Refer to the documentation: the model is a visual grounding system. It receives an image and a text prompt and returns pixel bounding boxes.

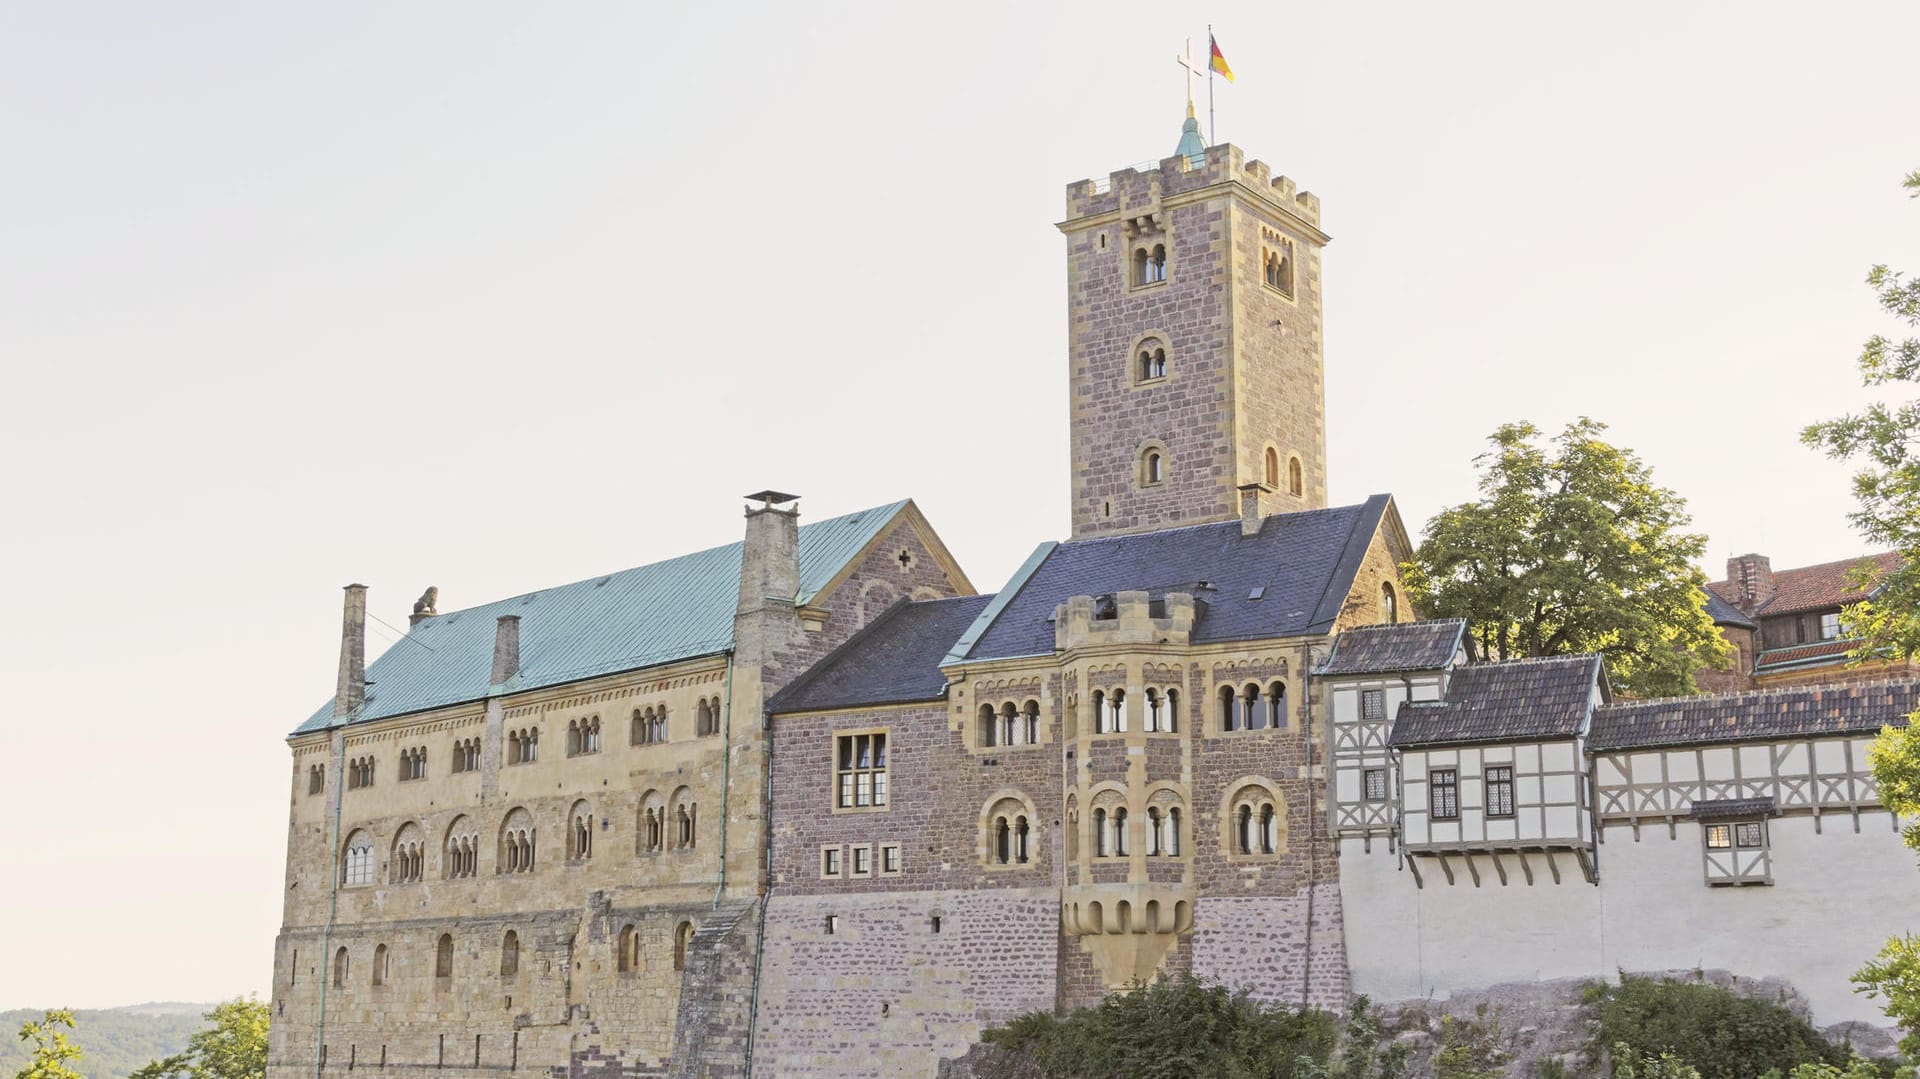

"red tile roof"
[1754,639,1855,669]
[1707,551,1902,618]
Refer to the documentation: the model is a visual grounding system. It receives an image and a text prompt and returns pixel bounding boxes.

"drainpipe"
[1300,643,1320,1012]
[712,651,736,908]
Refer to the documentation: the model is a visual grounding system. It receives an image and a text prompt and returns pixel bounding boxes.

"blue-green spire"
[1174,103,1206,164]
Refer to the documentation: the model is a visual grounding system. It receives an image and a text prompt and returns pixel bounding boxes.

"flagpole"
[1207,24,1216,145]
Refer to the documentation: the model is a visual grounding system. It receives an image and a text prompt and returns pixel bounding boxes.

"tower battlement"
[1063,142,1322,232]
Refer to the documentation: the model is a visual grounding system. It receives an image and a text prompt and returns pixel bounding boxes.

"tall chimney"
[1237,483,1271,538]
[491,615,522,686]
[333,584,368,718]
[1726,553,1775,612]
[738,491,802,614]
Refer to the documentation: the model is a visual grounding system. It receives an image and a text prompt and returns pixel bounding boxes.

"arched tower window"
[444,816,477,879]
[372,944,389,987]
[1265,447,1280,488]
[617,924,638,973]
[501,930,520,977]
[673,921,694,972]
[1142,449,1164,487]
[568,801,593,861]
[1288,455,1303,497]
[435,933,453,979]
[1381,582,1399,624]
[332,946,349,987]
[1023,700,1041,744]
[499,807,535,874]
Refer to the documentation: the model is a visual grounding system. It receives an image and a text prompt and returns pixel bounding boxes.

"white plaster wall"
[1339,812,1918,1026]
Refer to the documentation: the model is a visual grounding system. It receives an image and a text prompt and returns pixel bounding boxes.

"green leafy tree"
[1802,170,1920,663]
[1611,1042,1703,1079]
[128,999,266,1079]
[1854,933,1920,1063]
[1404,418,1730,696]
[14,1012,83,1079]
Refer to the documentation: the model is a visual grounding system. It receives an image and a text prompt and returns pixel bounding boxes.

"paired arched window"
[638,790,666,854]
[398,746,427,781]
[501,930,520,977]
[444,816,478,879]
[1133,244,1168,286]
[1090,689,1128,734]
[617,924,639,973]
[671,788,697,850]
[632,706,667,745]
[986,797,1033,866]
[1227,784,1284,856]
[450,737,481,774]
[342,830,375,886]
[1381,583,1399,624]
[1138,344,1167,381]
[1146,805,1183,857]
[567,801,594,861]
[435,933,454,978]
[1143,687,1180,733]
[347,755,375,790]
[1218,681,1287,731]
[567,716,601,756]
[1091,794,1129,858]
[390,823,424,884]
[499,808,535,874]
[1263,240,1294,296]
[695,696,723,737]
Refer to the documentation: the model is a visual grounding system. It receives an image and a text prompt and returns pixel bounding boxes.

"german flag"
[1210,35,1234,82]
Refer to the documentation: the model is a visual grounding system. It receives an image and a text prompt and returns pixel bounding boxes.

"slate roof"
[1387,655,1603,748]
[956,497,1393,663]
[295,501,914,735]
[1690,797,1777,820]
[1701,588,1756,630]
[768,594,996,714]
[1588,679,1920,752]
[1319,618,1466,676]
[1707,552,1902,618]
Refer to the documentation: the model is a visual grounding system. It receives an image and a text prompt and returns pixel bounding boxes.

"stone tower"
[1060,120,1330,538]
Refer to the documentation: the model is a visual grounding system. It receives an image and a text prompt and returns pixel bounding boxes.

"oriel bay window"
[836,731,889,810]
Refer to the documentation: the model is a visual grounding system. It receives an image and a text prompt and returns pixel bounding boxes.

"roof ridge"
[1464,653,1600,668]
[1049,499,1379,550]
[1344,616,1468,632]
[1599,675,1920,713]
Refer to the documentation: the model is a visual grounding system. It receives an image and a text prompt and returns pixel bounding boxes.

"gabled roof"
[295,501,914,735]
[769,594,996,715]
[1701,588,1756,630]
[1588,679,1920,752]
[1707,552,1902,618]
[1319,618,1466,677]
[955,497,1395,663]
[1388,655,1603,748]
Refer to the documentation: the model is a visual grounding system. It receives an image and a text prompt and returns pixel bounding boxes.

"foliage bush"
[1587,975,1856,1079]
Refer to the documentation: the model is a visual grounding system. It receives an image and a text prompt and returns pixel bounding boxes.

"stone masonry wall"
[1191,885,1349,1010]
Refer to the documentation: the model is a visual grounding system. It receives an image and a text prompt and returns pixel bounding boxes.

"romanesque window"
[1094,808,1109,857]
[451,738,480,774]
[444,816,478,879]
[399,746,427,781]
[696,696,723,737]
[1112,807,1130,856]
[1144,688,1180,733]
[347,755,376,790]
[1485,766,1515,817]
[499,808,535,873]
[332,946,349,987]
[1064,795,1080,862]
[1023,701,1040,744]
[632,706,667,745]
[986,797,1032,867]
[835,732,888,809]
[1265,448,1281,489]
[1429,769,1459,820]
[1225,784,1282,857]
[1090,688,1126,733]
[1132,243,1167,287]
[1142,449,1165,487]
[1221,682,1286,731]
[639,791,666,854]
[435,933,453,979]
[1288,456,1303,497]
[617,925,638,973]
[981,700,1041,747]
[567,716,601,757]
[672,788,698,849]
[501,930,519,977]
[1138,342,1168,382]
[390,823,425,884]
[1363,768,1388,802]
[567,800,593,861]
[1263,238,1295,297]
[507,728,538,765]
[308,764,324,795]
[1146,802,1183,857]
[372,944,389,987]
[342,830,375,886]
[673,921,694,971]
[1381,583,1399,625]
[979,704,1001,748]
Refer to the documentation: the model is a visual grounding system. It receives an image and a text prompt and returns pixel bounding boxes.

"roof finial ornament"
[1174,37,1208,163]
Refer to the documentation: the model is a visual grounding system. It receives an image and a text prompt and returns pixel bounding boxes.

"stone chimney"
[490,615,521,685]
[738,491,802,616]
[1237,483,1272,538]
[1727,553,1775,611]
[333,584,368,718]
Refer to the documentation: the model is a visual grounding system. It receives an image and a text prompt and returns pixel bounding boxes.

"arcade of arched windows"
[346,755,376,790]
[499,807,536,874]
[567,800,594,861]
[694,696,723,737]
[506,727,539,765]
[982,794,1035,868]
[1086,685,1183,735]
[389,823,424,884]
[976,699,1042,748]
[1222,781,1285,858]
[444,816,478,879]
[631,705,668,745]
[566,716,601,757]
[449,737,481,774]
[1217,680,1289,732]
[397,746,427,782]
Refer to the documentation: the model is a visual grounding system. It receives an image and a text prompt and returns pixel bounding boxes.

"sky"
[1,1,1916,1011]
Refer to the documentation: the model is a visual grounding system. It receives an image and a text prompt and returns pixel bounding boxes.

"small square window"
[821,847,842,878]
[1735,822,1764,848]
[1705,824,1732,849]
[1363,768,1388,802]
[824,915,839,935]
[880,844,901,875]
[851,845,872,877]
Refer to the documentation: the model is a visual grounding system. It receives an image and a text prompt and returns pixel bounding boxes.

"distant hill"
[0,1003,216,1079]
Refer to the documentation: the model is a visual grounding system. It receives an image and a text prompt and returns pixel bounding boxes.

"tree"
[13,1011,82,1079]
[1853,932,1920,1065]
[1404,418,1730,697]
[129,998,267,1079]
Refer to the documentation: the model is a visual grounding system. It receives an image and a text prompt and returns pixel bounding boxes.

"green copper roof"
[1174,110,1206,164]
[293,500,911,736]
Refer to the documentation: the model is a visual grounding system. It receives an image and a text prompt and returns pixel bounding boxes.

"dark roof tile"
[1690,797,1777,820]
[1588,679,1920,751]
[1388,655,1602,748]
[1320,618,1466,676]
[768,594,995,714]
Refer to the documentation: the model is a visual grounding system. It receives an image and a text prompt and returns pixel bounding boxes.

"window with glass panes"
[836,732,889,809]
[1363,767,1388,801]
[1429,768,1459,819]
[1485,765,1514,817]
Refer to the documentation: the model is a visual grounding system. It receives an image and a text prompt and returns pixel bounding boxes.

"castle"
[266,118,1920,1078]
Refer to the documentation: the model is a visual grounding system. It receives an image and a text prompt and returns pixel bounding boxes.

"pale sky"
[2,2,1915,1011]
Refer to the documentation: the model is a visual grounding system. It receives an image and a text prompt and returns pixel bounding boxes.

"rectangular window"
[1705,823,1732,849]
[1735,821,1764,848]
[1820,612,1841,640]
[835,732,889,810]
[1363,767,1388,802]
[821,848,841,878]
[1361,689,1385,723]
[851,845,872,877]
[880,844,901,875]
[1485,765,1515,817]
[1429,769,1459,820]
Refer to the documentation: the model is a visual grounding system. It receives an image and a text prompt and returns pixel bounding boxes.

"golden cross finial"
[1175,37,1202,111]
